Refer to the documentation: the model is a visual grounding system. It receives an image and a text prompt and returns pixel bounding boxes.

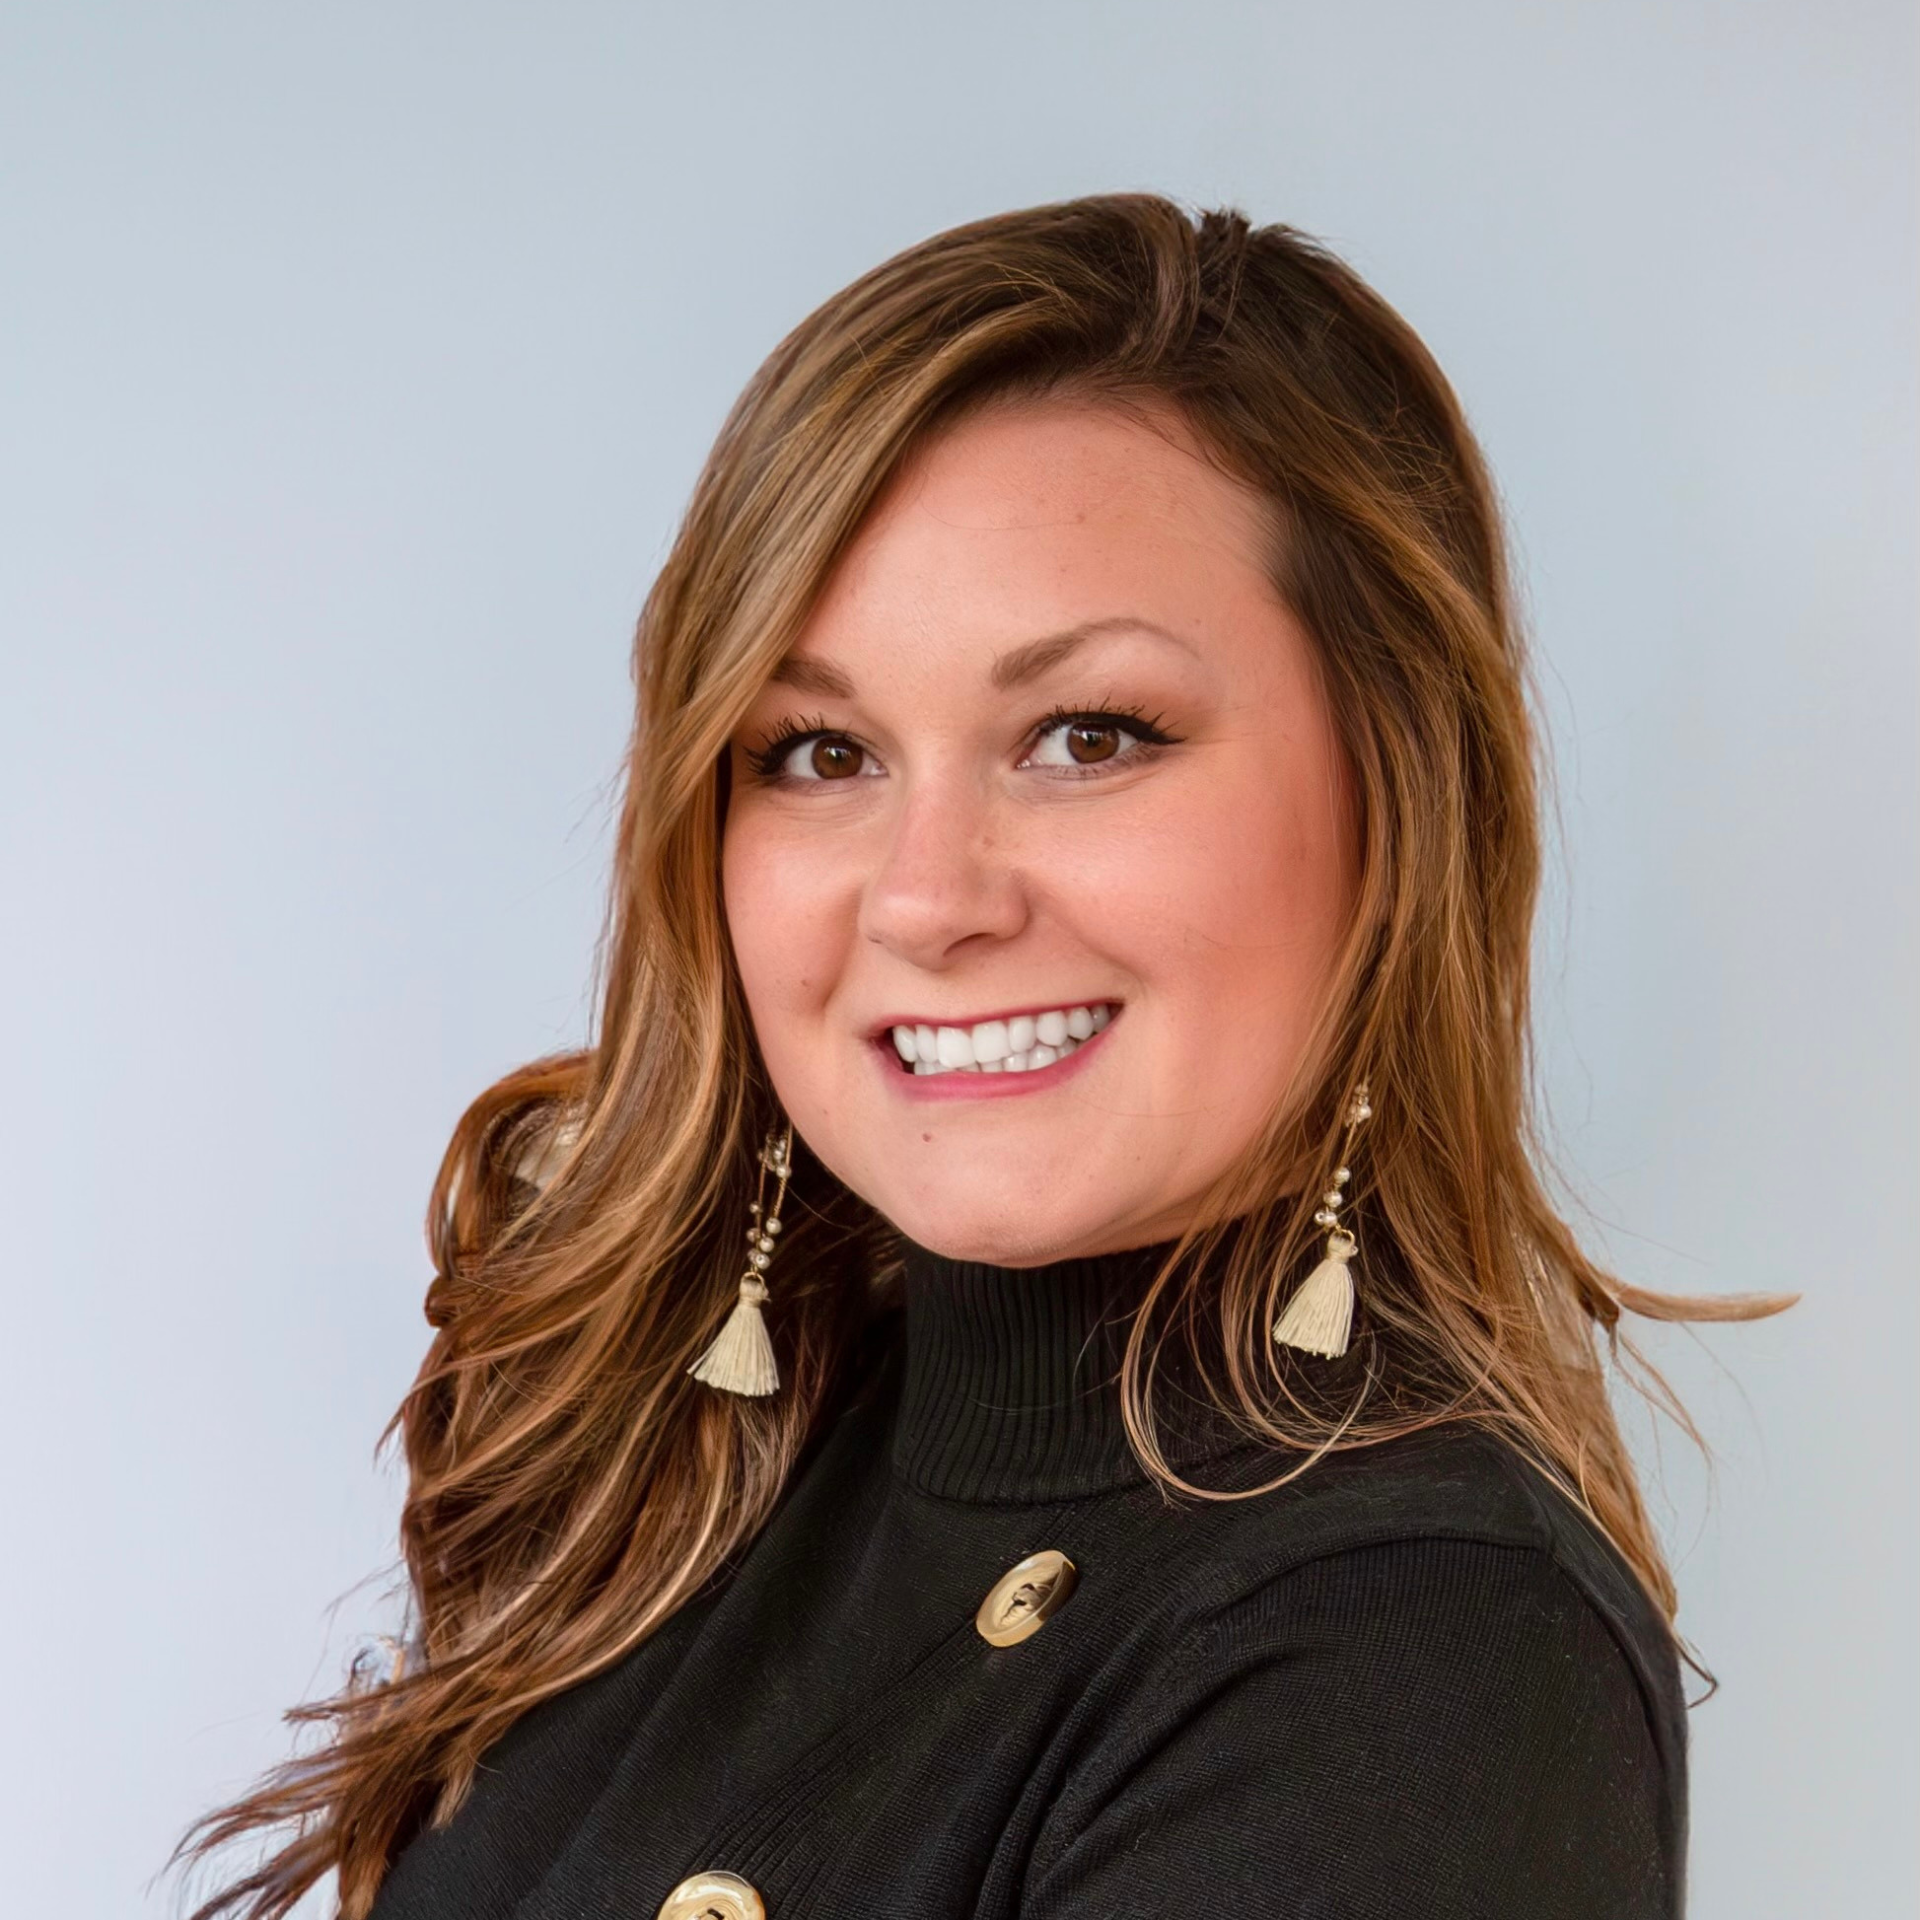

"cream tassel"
[689,1274,779,1395]
[689,1122,792,1397]
[1271,1227,1357,1357]
[1272,1078,1372,1360]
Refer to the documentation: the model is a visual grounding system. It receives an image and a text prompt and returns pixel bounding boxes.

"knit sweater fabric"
[368,1231,1690,1919]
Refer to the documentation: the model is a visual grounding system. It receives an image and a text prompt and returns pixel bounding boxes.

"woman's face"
[721,396,1361,1265]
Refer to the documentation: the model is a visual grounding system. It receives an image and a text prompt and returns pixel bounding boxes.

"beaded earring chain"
[1272,1080,1373,1359]
[689,1121,793,1396]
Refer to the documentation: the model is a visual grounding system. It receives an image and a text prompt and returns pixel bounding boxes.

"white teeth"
[915,1040,1082,1075]
[887,1002,1116,1077]
[935,1025,974,1069]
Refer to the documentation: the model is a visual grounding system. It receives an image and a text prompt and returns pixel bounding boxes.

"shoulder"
[1126,1421,1690,1790]
[1030,1429,1690,1916]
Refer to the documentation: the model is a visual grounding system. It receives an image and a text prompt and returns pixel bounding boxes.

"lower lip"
[871,1010,1122,1102]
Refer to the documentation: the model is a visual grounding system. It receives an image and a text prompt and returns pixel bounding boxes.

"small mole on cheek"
[922,1133,933,1144]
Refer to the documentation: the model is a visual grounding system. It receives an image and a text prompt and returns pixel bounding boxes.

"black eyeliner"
[743,698,1183,785]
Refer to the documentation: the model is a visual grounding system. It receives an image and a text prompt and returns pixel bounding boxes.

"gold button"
[975,1548,1078,1646]
[656,1869,766,1920]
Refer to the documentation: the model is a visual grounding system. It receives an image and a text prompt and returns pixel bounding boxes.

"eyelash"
[743,701,1182,787]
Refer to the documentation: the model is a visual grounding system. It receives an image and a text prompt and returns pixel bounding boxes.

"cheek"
[1084,752,1355,1067]
[721,808,861,1057]
[721,815,816,1022]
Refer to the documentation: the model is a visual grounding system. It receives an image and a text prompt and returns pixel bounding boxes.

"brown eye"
[1025,707,1174,776]
[743,720,881,784]
[808,739,862,779]
[1063,722,1119,765]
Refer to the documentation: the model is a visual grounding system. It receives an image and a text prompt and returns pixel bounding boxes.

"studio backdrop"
[0,4,1912,1916]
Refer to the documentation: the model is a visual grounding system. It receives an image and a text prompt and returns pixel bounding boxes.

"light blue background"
[2,5,1912,1914]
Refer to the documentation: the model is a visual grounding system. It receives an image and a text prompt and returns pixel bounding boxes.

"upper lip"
[864,998,1122,1041]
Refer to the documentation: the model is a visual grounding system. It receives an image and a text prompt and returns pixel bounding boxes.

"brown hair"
[177,192,1795,1918]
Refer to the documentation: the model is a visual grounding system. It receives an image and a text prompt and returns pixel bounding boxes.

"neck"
[885,1223,1259,1504]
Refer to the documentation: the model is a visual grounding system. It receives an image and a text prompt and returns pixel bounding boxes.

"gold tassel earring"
[689,1120,793,1397]
[1272,1079,1373,1359]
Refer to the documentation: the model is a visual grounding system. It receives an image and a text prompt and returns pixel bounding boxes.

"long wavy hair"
[177,192,1796,1918]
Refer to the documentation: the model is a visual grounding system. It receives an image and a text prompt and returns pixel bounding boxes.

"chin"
[876,1189,1121,1268]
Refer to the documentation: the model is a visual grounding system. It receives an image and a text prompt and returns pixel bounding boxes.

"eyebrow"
[766,616,1198,699]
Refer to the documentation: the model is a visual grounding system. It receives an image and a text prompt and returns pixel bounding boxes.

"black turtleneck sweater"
[368,1234,1689,1919]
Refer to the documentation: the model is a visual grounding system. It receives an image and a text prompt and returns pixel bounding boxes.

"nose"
[856,769,1029,968]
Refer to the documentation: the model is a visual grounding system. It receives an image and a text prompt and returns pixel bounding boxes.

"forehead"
[783,397,1278,678]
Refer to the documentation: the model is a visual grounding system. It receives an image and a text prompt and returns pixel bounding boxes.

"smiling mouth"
[879,1001,1119,1076]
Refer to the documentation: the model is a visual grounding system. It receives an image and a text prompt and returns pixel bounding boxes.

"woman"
[181,194,1794,1920]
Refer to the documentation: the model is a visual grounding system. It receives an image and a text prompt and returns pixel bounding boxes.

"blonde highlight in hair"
[177,193,1794,1918]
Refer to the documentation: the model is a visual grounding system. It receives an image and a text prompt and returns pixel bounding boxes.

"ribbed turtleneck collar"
[887,1228,1257,1504]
